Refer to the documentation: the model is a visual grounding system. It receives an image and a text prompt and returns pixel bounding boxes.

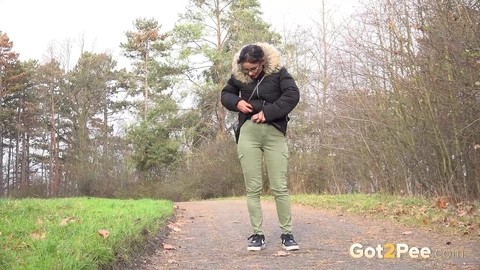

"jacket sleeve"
[263,68,300,121]
[221,75,241,112]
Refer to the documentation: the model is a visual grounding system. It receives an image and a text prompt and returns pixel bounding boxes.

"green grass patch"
[0,197,173,270]
[291,193,480,237]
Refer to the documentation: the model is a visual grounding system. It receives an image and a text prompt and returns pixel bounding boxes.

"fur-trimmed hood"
[231,42,284,84]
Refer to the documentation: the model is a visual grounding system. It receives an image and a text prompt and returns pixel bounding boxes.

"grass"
[290,193,480,237]
[0,197,173,270]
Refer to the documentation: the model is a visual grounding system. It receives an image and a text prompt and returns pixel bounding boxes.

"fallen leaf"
[167,224,181,232]
[436,197,448,209]
[98,229,110,239]
[31,232,46,240]
[162,243,176,250]
[273,251,290,257]
[402,231,413,235]
[60,217,77,226]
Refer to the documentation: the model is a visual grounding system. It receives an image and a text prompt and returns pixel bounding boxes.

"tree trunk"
[0,85,3,196]
[49,89,60,196]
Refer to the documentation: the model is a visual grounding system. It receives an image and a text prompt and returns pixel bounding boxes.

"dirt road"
[137,199,480,270]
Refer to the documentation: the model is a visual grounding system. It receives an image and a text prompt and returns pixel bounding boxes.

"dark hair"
[237,44,264,64]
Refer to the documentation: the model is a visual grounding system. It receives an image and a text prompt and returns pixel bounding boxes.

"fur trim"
[231,42,283,84]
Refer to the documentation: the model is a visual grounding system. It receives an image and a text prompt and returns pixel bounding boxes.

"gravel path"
[137,199,480,270]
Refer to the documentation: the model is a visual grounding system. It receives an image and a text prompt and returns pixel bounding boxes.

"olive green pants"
[237,120,292,235]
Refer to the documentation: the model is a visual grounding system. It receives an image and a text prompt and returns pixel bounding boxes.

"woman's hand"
[251,111,266,123]
[237,100,253,114]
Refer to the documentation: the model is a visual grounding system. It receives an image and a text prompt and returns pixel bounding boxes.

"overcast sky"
[0,0,355,67]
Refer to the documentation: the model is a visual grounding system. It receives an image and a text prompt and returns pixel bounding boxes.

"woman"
[221,43,300,251]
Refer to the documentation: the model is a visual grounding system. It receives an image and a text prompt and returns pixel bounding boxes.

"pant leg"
[237,120,264,234]
[263,124,293,234]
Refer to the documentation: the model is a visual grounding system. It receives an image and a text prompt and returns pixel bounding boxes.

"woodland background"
[0,0,479,201]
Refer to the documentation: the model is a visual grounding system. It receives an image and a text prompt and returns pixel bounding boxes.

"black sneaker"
[247,234,265,251]
[281,233,299,251]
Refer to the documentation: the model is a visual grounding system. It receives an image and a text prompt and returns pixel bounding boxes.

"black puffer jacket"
[221,43,300,141]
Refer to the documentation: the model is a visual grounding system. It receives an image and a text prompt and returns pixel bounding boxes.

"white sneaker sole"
[247,244,266,251]
[282,244,299,251]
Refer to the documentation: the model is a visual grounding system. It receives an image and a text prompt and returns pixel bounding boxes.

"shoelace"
[248,234,263,242]
[282,234,294,242]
